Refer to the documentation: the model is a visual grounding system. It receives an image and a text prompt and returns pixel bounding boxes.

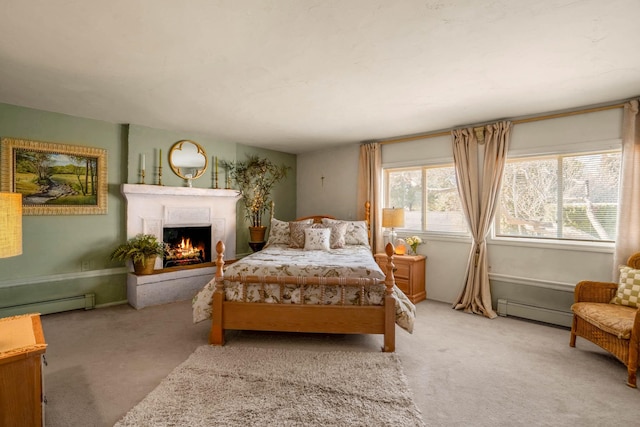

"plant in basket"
[110,233,165,275]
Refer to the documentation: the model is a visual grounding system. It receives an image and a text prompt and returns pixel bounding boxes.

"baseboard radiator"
[0,293,95,318]
[497,298,572,328]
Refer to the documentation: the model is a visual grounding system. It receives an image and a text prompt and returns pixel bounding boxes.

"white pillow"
[304,228,331,251]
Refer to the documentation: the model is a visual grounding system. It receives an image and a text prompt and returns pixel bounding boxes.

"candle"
[215,156,218,176]
[141,154,145,171]
[159,149,162,168]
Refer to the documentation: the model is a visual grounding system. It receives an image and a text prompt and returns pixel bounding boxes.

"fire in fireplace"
[163,225,212,268]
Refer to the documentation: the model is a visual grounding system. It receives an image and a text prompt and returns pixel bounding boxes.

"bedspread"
[192,244,416,333]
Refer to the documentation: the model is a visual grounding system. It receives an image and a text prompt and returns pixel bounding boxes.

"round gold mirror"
[168,140,208,184]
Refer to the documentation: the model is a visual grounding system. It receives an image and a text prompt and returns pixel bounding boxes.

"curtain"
[613,100,640,276]
[357,142,383,253]
[452,121,511,318]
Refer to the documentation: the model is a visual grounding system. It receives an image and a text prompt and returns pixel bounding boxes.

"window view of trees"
[386,166,467,233]
[496,151,620,241]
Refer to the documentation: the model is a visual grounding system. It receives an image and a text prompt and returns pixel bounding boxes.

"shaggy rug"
[114,345,424,426]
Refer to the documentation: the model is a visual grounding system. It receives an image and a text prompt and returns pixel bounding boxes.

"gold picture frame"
[0,137,107,215]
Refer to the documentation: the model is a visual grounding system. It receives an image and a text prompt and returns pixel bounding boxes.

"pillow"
[312,221,348,249]
[322,218,369,247]
[611,266,640,308]
[289,221,314,248]
[266,218,312,246]
[303,228,331,251]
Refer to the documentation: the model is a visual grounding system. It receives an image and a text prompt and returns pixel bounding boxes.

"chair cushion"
[572,302,637,339]
[611,266,640,308]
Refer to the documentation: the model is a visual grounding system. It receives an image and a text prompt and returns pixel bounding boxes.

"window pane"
[496,151,620,242]
[497,158,558,238]
[385,165,467,234]
[387,169,422,230]
[561,153,619,241]
[425,166,467,233]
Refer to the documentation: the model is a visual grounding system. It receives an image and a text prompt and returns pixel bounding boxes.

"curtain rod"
[378,101,628,146]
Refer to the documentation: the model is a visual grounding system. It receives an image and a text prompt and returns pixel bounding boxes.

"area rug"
[114,345,424,426]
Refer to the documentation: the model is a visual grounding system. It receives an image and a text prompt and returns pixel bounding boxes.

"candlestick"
[214,156,219,189]
[140,154,145,184]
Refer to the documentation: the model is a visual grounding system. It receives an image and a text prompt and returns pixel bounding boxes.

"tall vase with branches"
[222,155,290,242]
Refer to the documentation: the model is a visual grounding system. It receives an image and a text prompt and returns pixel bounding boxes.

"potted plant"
[110,233,165,275]
[222,155,290,242]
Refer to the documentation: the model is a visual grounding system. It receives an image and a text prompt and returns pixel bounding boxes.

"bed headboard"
[294,214,336,224]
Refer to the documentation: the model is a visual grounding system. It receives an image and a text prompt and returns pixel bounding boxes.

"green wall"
[0,103,127,309]
[0,103,297,313]
[126,124,237,188]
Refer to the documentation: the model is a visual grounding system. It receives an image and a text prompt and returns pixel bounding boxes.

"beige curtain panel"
[357,142,383,253]
[452,121,511,319]
[613,99,640,277]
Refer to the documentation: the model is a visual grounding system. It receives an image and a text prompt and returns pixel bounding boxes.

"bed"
[192,214,416,352]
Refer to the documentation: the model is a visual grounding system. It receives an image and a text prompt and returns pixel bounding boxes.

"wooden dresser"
[375,253,426,303]
[0,313,47,427]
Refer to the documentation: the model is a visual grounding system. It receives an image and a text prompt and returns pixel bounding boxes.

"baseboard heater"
[0,293,95,318]
[497,298,572,328]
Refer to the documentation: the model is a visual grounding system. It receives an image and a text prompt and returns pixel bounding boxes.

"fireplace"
[121,184,240,309]
[163,225,211,268]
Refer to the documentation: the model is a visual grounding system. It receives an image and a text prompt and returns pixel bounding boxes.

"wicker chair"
[570,253,640,387]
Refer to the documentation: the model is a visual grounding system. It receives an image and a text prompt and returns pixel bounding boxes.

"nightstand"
[375,253,426,303]
[0,313,47,427]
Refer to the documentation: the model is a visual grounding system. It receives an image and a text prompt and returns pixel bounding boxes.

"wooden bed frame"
[208,213,398,352]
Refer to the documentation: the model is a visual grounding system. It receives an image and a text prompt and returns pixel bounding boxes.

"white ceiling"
[1,1,639,154]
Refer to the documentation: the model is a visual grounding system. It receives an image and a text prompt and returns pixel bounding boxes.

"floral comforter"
[192,244,416,333]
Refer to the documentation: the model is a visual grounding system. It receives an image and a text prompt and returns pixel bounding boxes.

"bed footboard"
[209,241,397,352]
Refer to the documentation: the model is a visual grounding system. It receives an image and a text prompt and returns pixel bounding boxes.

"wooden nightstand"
[0,313,47,427]
[375,253,426,303]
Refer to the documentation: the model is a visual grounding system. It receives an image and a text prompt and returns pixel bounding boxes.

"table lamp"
[0,192,23,258]
[382,207,404,248]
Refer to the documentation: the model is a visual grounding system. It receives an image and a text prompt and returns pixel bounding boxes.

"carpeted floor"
[40,299,640,426]
[114,346,424,426]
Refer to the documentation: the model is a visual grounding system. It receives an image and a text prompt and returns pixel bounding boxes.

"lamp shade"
[0,192,23,258]
[382,207,404,228]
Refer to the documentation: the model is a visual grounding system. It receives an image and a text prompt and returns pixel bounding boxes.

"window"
[385,165,467,233]
[495,150,621,242]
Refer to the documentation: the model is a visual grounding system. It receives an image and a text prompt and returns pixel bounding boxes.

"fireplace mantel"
[121,183,239,198]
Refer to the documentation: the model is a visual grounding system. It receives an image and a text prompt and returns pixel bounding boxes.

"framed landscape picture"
[0,138,107,215]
